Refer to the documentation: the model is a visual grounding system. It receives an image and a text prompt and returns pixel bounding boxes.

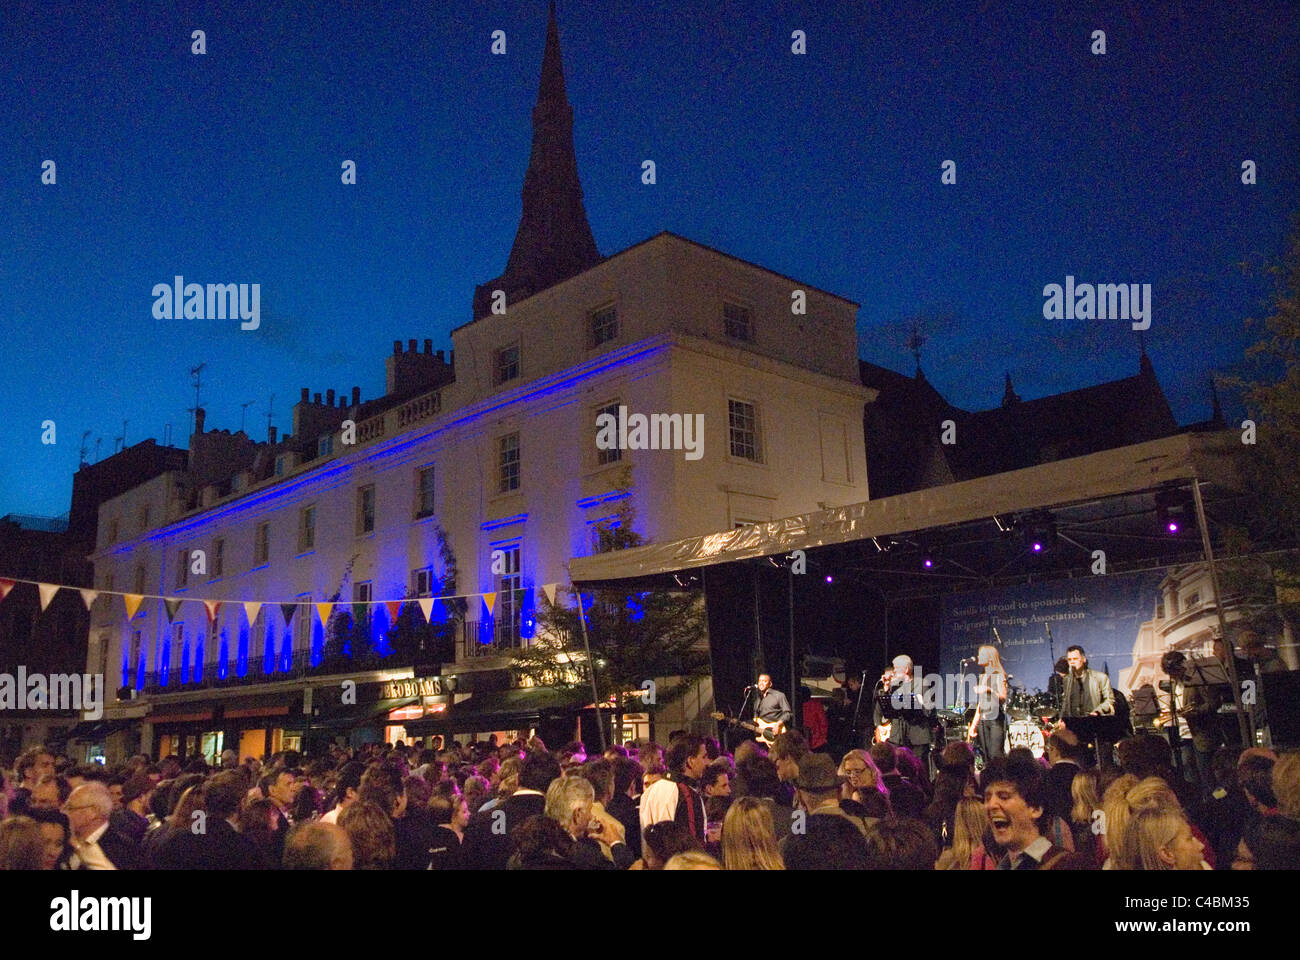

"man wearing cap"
[875,654,934,775]
[108,774,154,845]
[779,753,874,868]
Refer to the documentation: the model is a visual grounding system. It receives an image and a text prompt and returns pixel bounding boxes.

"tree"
[1217,212,1300,665]
[511,468,710,740]
[384,522,466,666]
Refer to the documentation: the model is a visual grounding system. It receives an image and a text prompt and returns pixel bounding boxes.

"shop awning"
[311,697,419,729]
[67,719,133,740]
[402,686,590,735]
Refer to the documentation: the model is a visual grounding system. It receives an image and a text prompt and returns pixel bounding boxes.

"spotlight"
[921,553,934,570]
[1022,513,1056,555]
[1155,488,1193,537]
[825,575,834,584]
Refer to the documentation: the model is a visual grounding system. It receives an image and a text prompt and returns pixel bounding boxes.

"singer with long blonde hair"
[970,644,1008,760]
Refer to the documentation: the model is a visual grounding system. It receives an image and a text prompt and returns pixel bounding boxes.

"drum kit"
[940,689,1056,760]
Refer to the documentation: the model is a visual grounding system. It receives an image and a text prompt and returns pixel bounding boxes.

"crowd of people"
[1,726,1297,871]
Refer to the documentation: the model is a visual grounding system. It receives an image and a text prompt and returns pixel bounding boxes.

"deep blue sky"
[3,0,1297,519]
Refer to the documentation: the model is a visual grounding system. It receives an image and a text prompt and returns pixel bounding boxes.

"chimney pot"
[351,386,360,406]
[301,387,309,401]
[269,426,278,444]
[408,338,417,353]
[314,393,322,404]
[327,389,335,405]
[194,408,206,433]
[436,350,444,362]
[393,340,402,354]
[424,338,432,354]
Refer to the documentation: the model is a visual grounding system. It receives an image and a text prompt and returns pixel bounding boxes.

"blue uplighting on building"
[180,636,191,684]
[159,639,170,687]
[194,636,204,683]
[121,651,129,690]
[280,630,292,672]
[237,625,248,677]
[219,631,229,680]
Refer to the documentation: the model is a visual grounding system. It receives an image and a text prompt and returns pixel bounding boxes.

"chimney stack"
[314,392,322,404]
[351,386,360,406]
[424,338,432,354]
[408,338,417,353]
[393,340,402,354]
[194,408,206,434]
[436,350,444,362]
[300,387,309,402]
[269,425,277,444]
[327,389,335,406]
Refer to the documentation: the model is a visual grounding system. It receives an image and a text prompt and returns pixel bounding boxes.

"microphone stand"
[849,671,868,745]
[734,686,755,752]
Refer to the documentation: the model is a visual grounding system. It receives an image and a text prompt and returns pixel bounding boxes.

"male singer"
[875,655,934,774]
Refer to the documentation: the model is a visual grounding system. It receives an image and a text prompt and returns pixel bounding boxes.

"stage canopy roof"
[569,431,1245,590]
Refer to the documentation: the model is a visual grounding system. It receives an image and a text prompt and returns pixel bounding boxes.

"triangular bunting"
[483,592,497,617]
[0,579,15,603]
[385,600,402,623]
[542,583,558,605]
[204,600,221,623]
[163,597,183,622]
[281,603,298,626]
[123,594,144,619]
[78,589,99,611]
[243,601,262,625]
[37,583,60,612]
[417,598,434,623]
[315,602,334,628]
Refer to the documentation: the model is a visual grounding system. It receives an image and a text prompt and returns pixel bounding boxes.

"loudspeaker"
[1262,672,1300,746]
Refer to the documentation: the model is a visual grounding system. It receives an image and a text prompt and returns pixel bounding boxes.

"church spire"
[473,2,601,319]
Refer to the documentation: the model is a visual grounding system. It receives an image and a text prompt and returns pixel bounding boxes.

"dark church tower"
[473,2,602,319]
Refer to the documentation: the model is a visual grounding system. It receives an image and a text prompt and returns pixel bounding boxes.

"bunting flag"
[0,579,15,603]
[280,603,298,626]
[37,583,60,612]
[417,598,434,623]
[542,583,558,605]
[483,592,497,617]
[78,589,99,611]
[163,598,183,622]
[204,600,221,623]
[315,602,334,628]
[123,593,144,619]
[385,600,402,623]
[243,601,262,626]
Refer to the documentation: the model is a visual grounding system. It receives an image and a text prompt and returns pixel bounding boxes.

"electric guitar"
[711,712,786,747]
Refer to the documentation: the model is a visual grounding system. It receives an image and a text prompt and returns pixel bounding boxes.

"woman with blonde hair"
[1069,767,1103,865]
[0,816,46,870]
[969,644,1008,761]
[1099,775,1182,869]
[838,749,890,818]
[1119,806,1207,870]
[721,797,785,870]
[935,797,994,870]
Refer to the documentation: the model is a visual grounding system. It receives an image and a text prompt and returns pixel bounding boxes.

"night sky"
[3,0,1297,519]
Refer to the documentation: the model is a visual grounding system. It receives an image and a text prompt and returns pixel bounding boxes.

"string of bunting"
[0,576,563,628]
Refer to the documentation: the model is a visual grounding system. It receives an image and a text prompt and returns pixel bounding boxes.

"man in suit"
[63,782,139,870]
[875,654,934,775]
[1057,645,1117,767]
[462,750,561,870]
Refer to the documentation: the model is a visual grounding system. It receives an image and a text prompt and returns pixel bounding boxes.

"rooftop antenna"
[94,436,102,462]
[120,418,128,451]
[907,321,926,376]
[239,400,255,434]
[188,362,207,435]
[79,430,91,467]
[265,393,276,440]
[163,422,172,446]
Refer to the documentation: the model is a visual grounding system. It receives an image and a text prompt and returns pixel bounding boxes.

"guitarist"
[753,674,794,742]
